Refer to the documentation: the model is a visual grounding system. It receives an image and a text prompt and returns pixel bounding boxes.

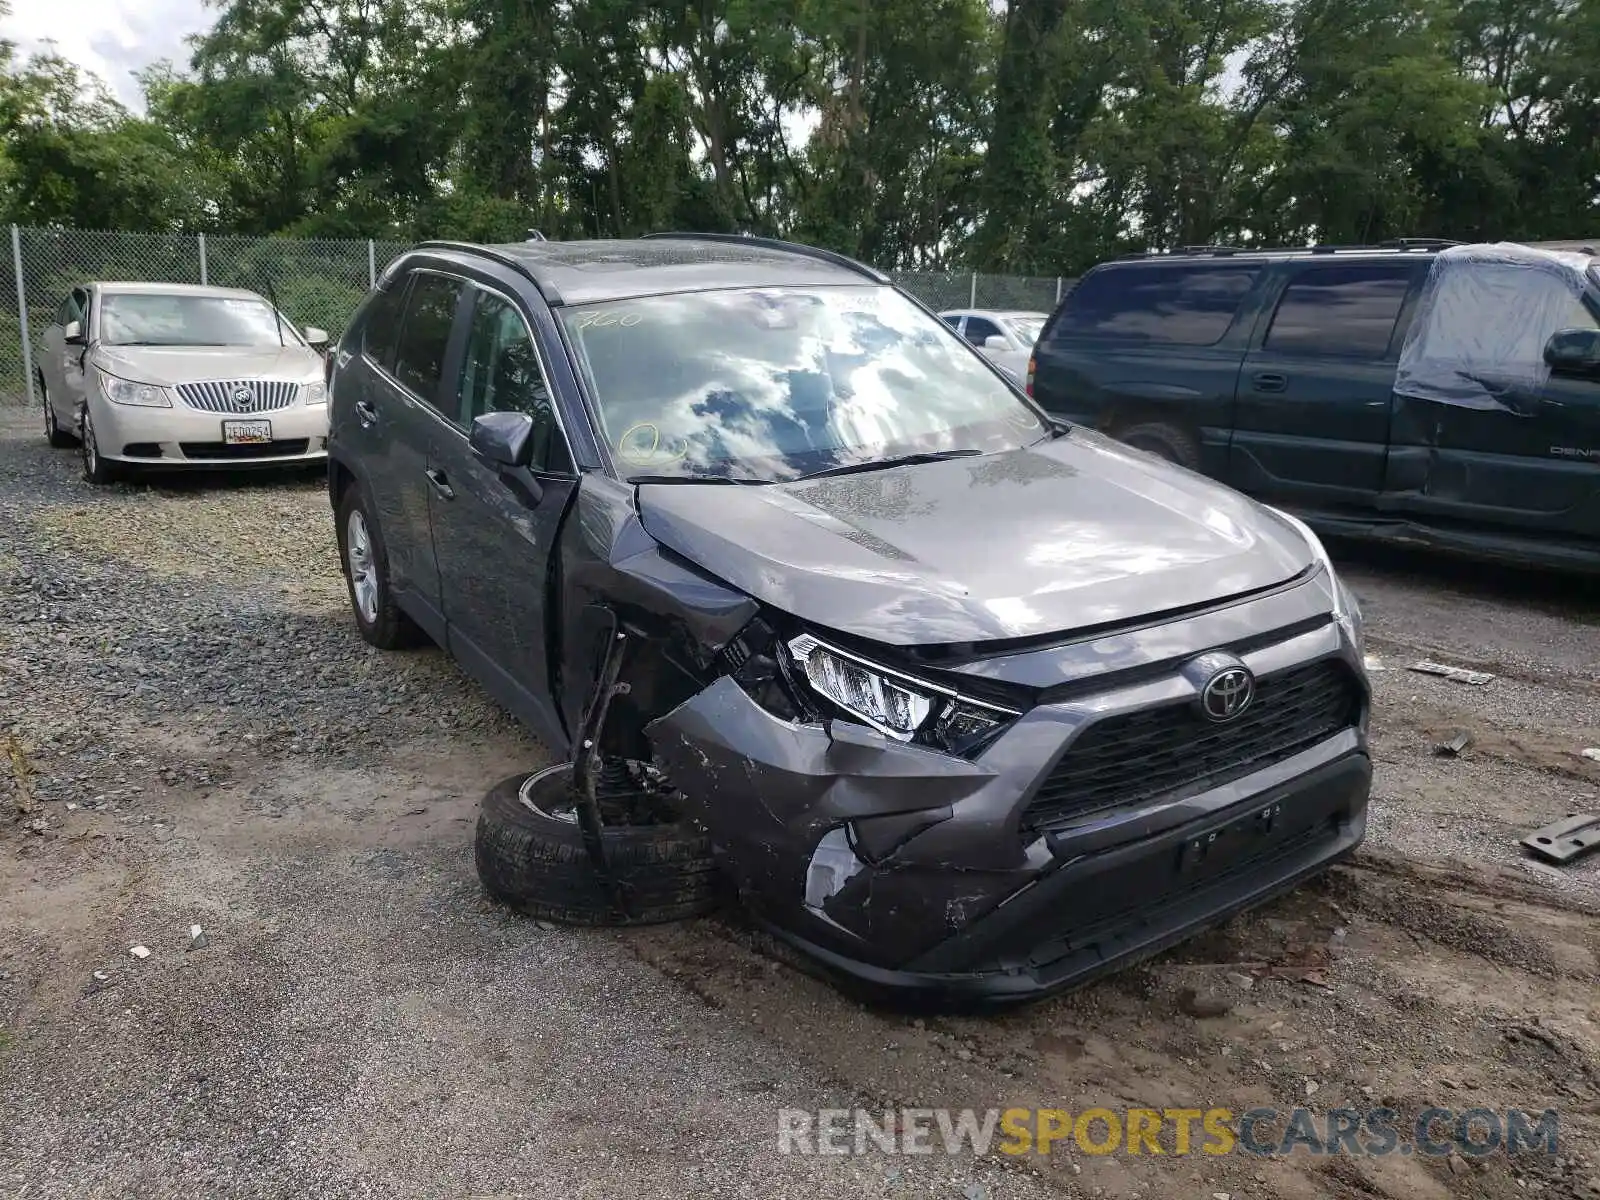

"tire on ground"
[475,771,719,926]
[1114,420,1202,471]
[334,483,425,650]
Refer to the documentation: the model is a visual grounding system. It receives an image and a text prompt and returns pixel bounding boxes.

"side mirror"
[982,334,1010,351]
[303,326,330,350]
[470,411,535,467]
[471,412,545,507]
[63,320,85,345]
[1544,328,1600,376]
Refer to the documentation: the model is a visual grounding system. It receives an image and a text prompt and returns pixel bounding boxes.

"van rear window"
[1050,263,1260,347]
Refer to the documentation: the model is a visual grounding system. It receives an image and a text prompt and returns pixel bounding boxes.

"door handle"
[1252,372,1288,393]
[354,398,378,426]
[425,468,455,500]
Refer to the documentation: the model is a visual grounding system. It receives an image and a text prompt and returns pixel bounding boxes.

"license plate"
[222,419,272,445]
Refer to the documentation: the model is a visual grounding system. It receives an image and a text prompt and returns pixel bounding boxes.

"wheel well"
[1105,405,1187,437]
[329,459,355,512]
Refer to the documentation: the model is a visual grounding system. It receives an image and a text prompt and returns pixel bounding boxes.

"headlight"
[100,374,171,408]
[786,633,1018,748]
[303,381,328,405]
[1269,507,1364,655]
[789,634,930,739]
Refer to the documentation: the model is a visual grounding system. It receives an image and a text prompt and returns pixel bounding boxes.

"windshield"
[100,294,300,348]
[561,286,1046,481]
[1009,317,1045,343]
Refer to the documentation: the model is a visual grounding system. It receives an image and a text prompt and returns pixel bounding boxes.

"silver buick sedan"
[36,282,332,483]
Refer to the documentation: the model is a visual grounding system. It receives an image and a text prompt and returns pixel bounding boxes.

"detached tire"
[1115,421,1202,471]
[475,768,719,926]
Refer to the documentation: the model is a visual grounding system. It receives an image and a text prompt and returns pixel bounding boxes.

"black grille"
[179,439,311,460]
[1022,659,1360,833]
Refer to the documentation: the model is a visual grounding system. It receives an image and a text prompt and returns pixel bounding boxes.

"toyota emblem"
[232,386,255,411]
[1200,667,1255,722]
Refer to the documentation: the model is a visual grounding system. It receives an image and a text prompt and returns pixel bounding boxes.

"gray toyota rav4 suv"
[327,234,1370,1006]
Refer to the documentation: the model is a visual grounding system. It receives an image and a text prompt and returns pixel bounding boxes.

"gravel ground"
[2,407,1598,1200]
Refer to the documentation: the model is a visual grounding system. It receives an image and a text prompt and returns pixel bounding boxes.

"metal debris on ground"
[187,925,209,951]
[1435,730,1474,756]
[1362,655,1385,672]
[129,945,151,960]
[1520,813,1600,865]
[1581,748,1600,763]
[1407,660,1497,685]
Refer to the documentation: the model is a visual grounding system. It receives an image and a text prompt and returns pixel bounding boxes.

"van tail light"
[1025,354,1036,397]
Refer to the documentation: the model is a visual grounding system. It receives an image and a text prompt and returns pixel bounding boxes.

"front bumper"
[87,394,328,467]
[649,605,1370,1007]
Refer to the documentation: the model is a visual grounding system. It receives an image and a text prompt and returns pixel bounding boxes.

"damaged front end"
[560,475,1370,1006]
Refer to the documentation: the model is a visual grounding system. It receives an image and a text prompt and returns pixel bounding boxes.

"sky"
[2,0,212,108]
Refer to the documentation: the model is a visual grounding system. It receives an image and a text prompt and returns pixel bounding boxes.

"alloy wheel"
[81,411,97,475]
[345,508,380,624]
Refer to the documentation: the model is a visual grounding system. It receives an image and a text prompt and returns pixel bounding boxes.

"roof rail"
[1378,238,1464,251]
[641,231,889,283]
[1113,244,1251,260]
[413,239,564,304]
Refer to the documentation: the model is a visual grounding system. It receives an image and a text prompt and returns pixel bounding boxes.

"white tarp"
[1393,241,1597,411]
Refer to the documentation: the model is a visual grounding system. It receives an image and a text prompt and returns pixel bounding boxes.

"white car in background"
[37,282,332,484]
[938,308,1048,382]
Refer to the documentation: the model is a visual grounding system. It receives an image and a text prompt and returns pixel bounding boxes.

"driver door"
[1385,287,1600,539]
[428,283,578,747]
[42,288,91,419]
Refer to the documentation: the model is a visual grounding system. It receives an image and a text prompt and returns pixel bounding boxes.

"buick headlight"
[100,373,171,408]
[787,633,1018,748]
[1270,507,1364,655]
[302,381,328,405]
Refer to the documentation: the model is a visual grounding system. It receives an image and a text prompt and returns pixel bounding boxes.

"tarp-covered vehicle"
[1029,240,1600,572]
[326,235,1371,1007]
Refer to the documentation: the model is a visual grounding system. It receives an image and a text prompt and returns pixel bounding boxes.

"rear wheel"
[1115,420,1202,471]
[475,765,719,926]
[42,379,73,447]
[335,485,424,649]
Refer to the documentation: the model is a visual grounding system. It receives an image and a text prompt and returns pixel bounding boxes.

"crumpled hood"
[92,343,323,385]
[637,431,1315,646]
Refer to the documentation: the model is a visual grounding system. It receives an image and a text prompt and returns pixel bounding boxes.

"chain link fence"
[0,226,1072,405]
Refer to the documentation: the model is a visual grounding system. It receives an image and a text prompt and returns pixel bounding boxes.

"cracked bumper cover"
[648,675,1370,1005]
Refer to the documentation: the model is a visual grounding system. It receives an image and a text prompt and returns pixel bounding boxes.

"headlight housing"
[786,633,1019,750]
[1269,507,1364,656]
[302,381,328,405]
[100,373,171,408]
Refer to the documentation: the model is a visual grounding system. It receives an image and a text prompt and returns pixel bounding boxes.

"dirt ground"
[2,407,1598,1199]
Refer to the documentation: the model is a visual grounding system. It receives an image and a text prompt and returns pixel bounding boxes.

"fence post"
[368,240,377,289]
[969,272,977,307]
[1056,276,1063,304]
[13,225,35,408]
[197,233,208,285]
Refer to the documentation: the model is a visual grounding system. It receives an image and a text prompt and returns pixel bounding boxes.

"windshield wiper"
[792,448,982,482]
[627,474,772,486]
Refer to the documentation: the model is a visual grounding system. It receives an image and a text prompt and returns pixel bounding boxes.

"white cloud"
[3,0,211,109]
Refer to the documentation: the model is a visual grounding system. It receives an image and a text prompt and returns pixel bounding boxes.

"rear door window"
[1050,263,1261,347]
[393,272,466,406]
[1264,263,1417,359]
[362,278,409,370]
